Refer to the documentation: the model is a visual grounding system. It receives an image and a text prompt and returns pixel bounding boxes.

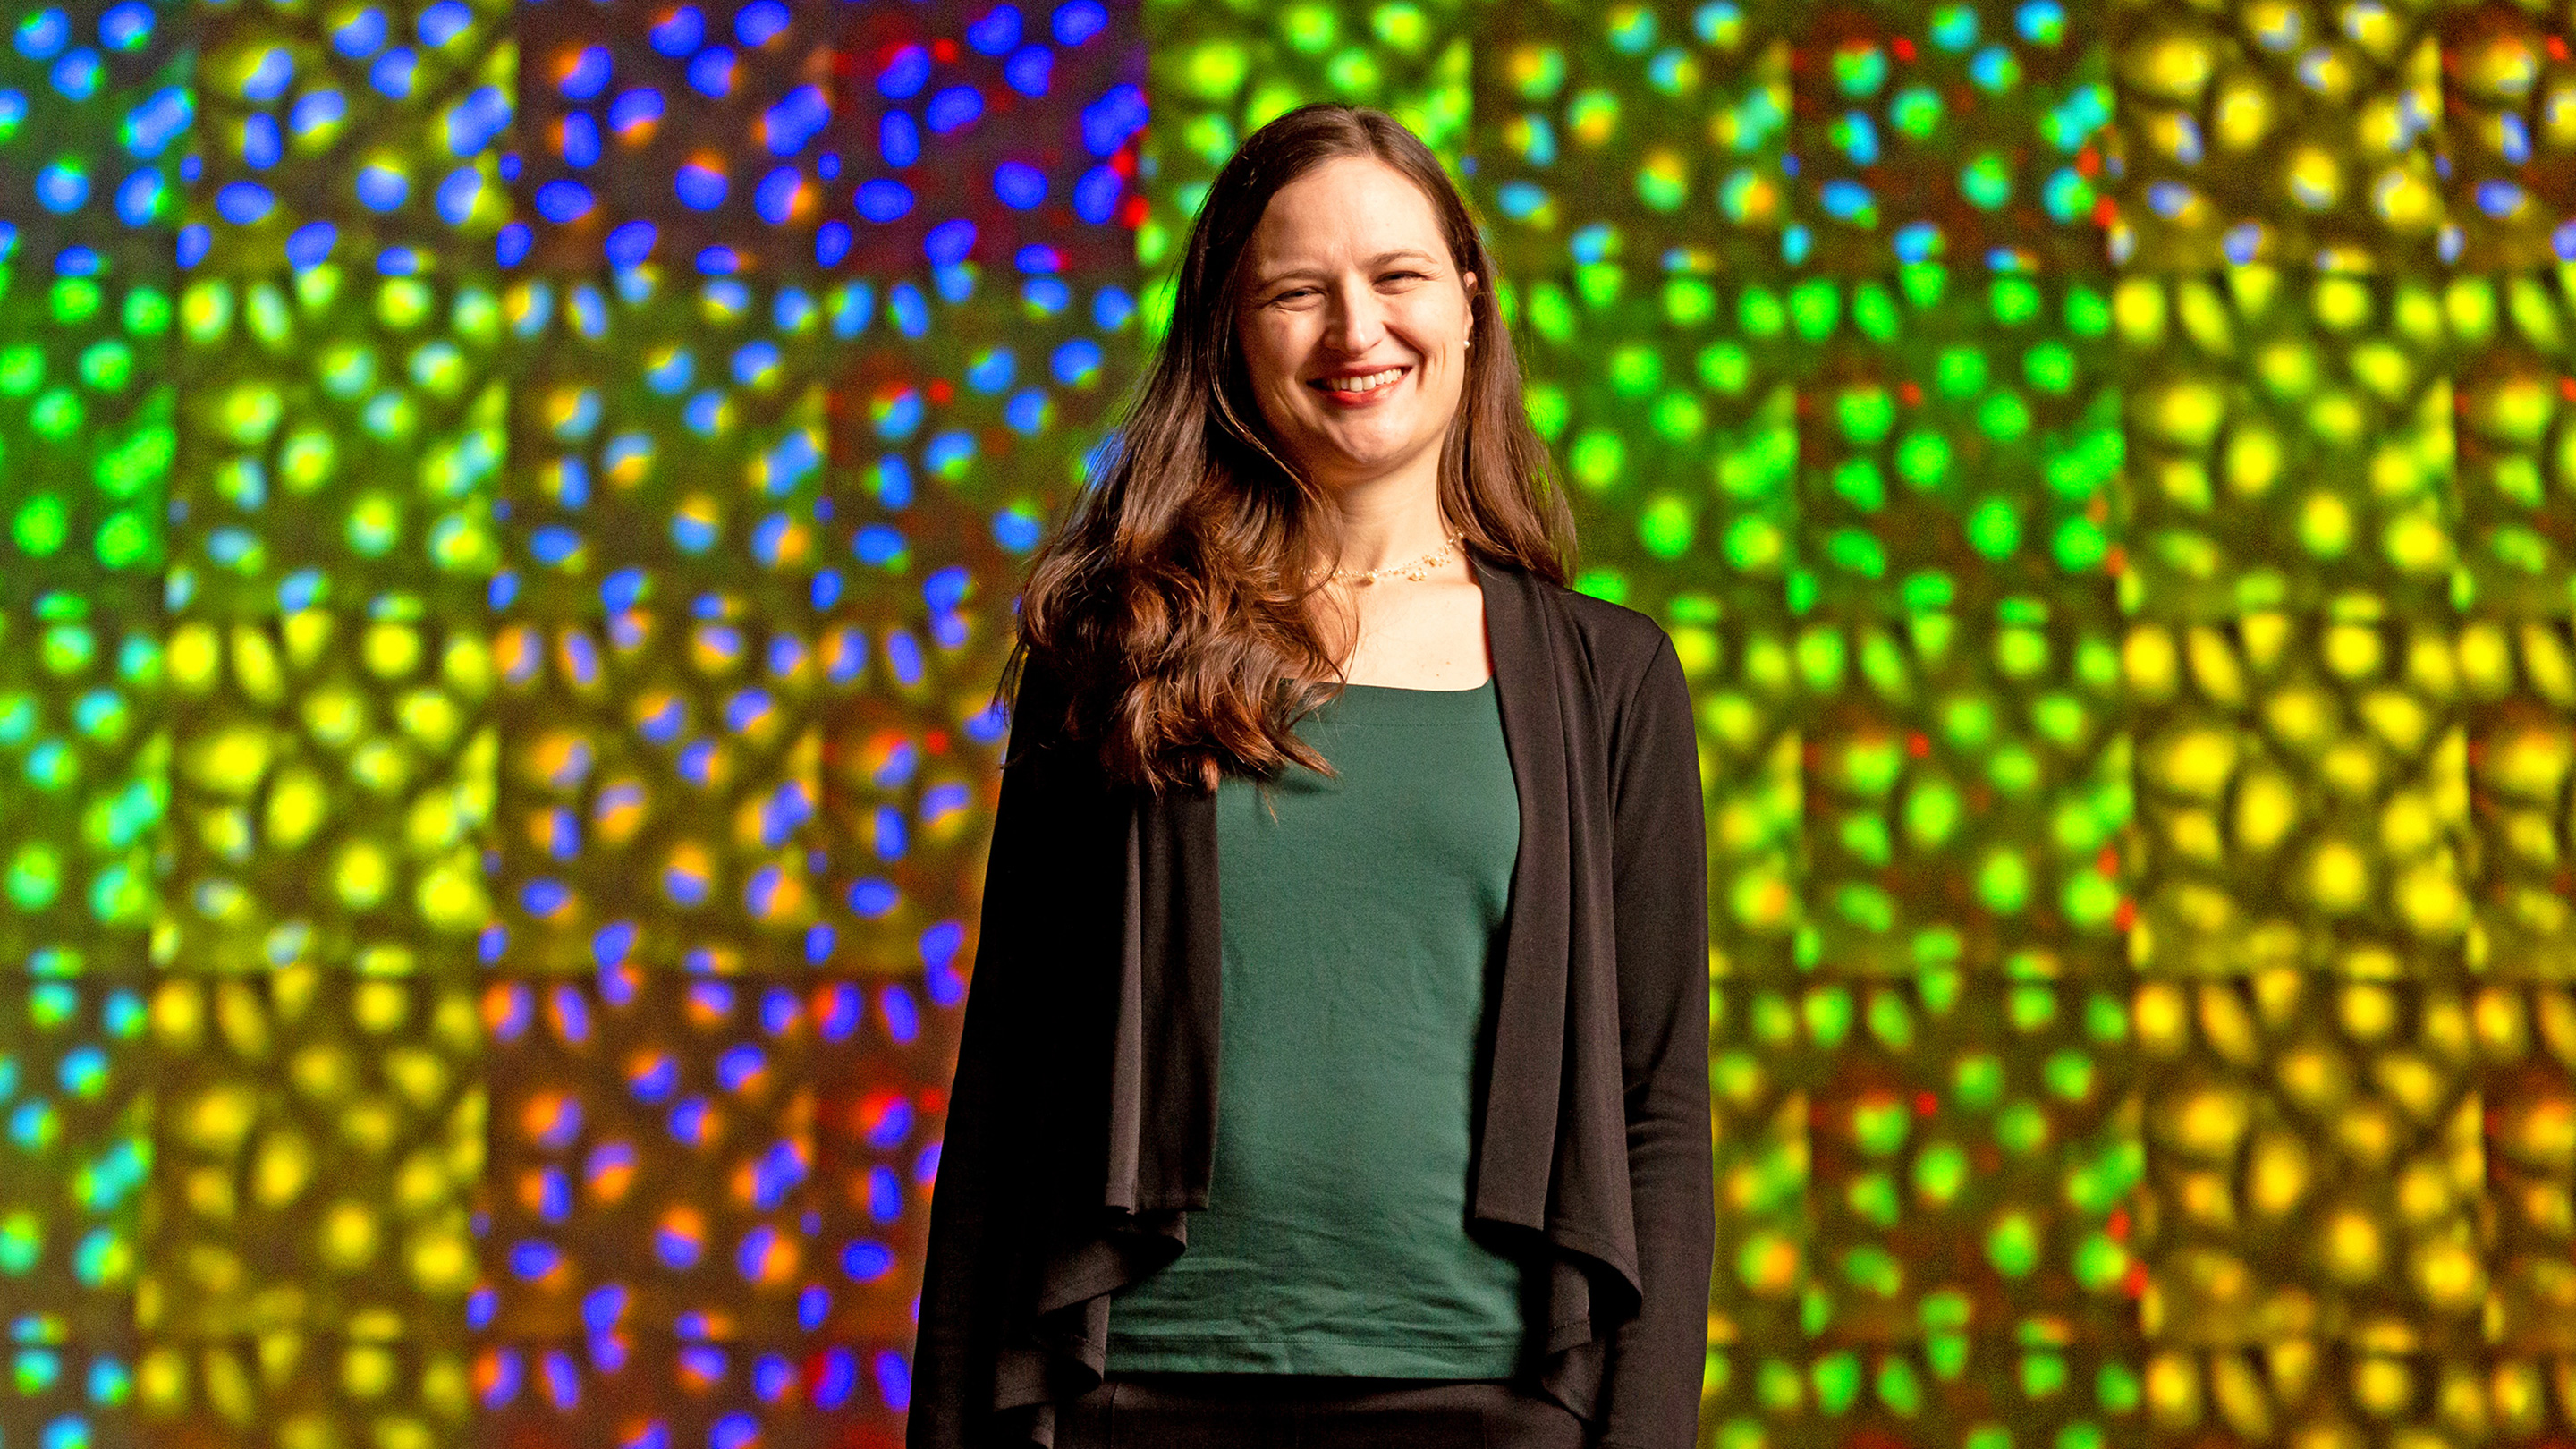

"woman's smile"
[1310,363,1412,405]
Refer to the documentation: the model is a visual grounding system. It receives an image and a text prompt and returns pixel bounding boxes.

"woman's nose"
[1321,282,1387,355]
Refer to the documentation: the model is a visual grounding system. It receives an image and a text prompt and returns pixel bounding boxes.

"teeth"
[1321,368,1403,394]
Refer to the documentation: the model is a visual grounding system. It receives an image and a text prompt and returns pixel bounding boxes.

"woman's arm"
[1594,634,1716,1448]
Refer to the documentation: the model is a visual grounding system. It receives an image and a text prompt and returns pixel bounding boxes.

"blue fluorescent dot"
[991,160,1046,209]
[877,43,930,98]
[847,877,899,917]
[814,218,851,266]
[1079,81,1147,156]
[1071,163,1121,223]
[650,5,702,54]
[290,89,347,137]
[240,112,283,169]
[97,1,151,50]
[674,162,727,210]
[286,220,337,268]
[1050,336,1101,384]
[2478,180,2526,218]
[924,216,976,264]
[854,525,906,566]
[333,7,387,55]
[354,161,409,211]
[418,0,470,45]
[606,86,663,137]
[50,47,98,99]
[369,47,418,97]
[560,110,600,167]
[114,169,158,225]
[762,84,828,155]
[736,0,788,46]
[509,1241,561,1279]
[559,45,610,99]
[1004,44,1053,96]
[967,349,1015,393]
[994,508,1041,552]
[878,109,919,166]
[174,222,208,267]
[15,9,69,59]
[529,524,583,564]
[446,84,511,157]
[1820,178,1873,220]
[843,1241,894,1281]
[1021,276,1069,316]
[535,178,593,222]
[925,83,983,133]
[604,217,657,266]
[855,177,912,223]
[436,165,482,224]
[754,165,801,223]
[213,180,270,224]
[1092,285,1133,329]
[876,1352,912,1413]
[1004,389,1048,434]
[1496,180,1546,218]
[126,87,191,157]
[1053,0,1107,45]
[1016,242,1062,274]
[688,46,734,96]
[242,47,293,99]
[967,4,1021,54]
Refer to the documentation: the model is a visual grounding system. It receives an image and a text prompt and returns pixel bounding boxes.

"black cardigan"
[907,555,1715,1448]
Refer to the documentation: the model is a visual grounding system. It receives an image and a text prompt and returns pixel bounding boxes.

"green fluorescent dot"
[13,495,70,557]
[1966,496,2021,558]
[1827,528,1887,577]
[2072,1233,2129,1293]
[1524,382,1568,441]
[2042,1047,2095,1101]
[2023,343,2076,393]
[1877,1355,1924,1416]
[1569,430,1624,490]
[1979,848,2032,912]
[1638,494,1694,558]
[1804,986,1855,1045]
[1649,391,1703,441]
[1977,389,2033,440]
[2097,1364,2142,1413]
[1853,283,1901,342]
[1608,344,1661,396]
[1845,1173,1900,1228]
[1662,278,1715,325]
[1953,1053,2004,1109]
[1811,1352,1863,1415]
[1837,385,1894,444]
[1721,515,1784,572]
[1895,430,1952,489]
[1698,342,1750,394]
[2064,285,2111,335]
[1996,1099,2049,1155]
[2063,867,2120,929]
[93,510,153,569]
[1986,1211,2041,1278]
[1903,779,1962,847]
[1866,987,1914,1048]
[2021,1351,2070,1399]
[1990,277,2041,326]
[1832,458,1886,512]
[1967,1428,2012,1449]
[1789,279,1841,339]
[31,389,83,440]
[1935,346,1987,397]
[1738,286,1785,336]
[1852,1096,1910,1157]
[347,494,402,557]
[51,277,103,325]
[1913,1141,1968,1205]
[1961,152,2012,209]
[1890,84,1943,137]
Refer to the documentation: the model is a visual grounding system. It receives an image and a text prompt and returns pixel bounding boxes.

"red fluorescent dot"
[1118,193,1150,228]
[1891,37,1915,60]
[2106,1207,2131,1241]
[1912,1091,1936,1116]
[925,730,950,754]
[927,378,953,403]
[932,38,957,61]
[2559,376,2576,402]
[1108,149,1135,177]
[2112,897,2137,932]
[1896,380,1922,406]
[2550,36,2570,61]
[2074,147,2100,177]
[1904,731,1929,758]
[2095,846,2121,877]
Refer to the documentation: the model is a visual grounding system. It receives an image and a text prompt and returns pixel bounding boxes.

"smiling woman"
[909,105,1714,1449]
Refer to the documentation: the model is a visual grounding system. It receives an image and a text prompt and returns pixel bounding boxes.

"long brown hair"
[1007,103,1574,792]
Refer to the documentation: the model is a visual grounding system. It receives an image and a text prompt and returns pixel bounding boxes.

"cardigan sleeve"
[908,655,1073,1449]
[1594,633,1716,1449]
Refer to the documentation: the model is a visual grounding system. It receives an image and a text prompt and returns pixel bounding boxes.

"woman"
[909,104,1713,1448]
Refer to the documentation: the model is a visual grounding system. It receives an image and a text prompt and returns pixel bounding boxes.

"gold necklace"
[1314,532,1462,585]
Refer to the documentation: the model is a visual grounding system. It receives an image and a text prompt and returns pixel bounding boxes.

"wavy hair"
[1006,103,1574,792]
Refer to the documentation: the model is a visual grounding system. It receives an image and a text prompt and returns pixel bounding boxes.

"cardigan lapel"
[1464,555,1574,1233]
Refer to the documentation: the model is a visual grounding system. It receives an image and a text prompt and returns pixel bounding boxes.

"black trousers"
[1054,1374,1589,1449]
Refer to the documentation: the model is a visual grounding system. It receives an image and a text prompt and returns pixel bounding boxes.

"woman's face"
[1233,155,1477,491]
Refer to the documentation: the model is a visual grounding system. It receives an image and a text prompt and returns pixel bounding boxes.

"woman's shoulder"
[1488,560,1679,688]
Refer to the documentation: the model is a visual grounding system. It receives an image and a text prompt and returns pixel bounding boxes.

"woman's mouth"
[1309,366,1409,402]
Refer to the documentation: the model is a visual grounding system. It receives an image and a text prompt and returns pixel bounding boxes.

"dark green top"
[1104,677,1531,1377]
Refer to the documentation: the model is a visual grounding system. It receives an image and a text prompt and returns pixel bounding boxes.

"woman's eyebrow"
[1250,249,1444,289]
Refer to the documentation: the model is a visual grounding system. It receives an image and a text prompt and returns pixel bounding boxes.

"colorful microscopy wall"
[4,0,2574,1444]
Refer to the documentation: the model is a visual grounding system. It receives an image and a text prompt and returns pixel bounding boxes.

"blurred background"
[4,0,2574,1443]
